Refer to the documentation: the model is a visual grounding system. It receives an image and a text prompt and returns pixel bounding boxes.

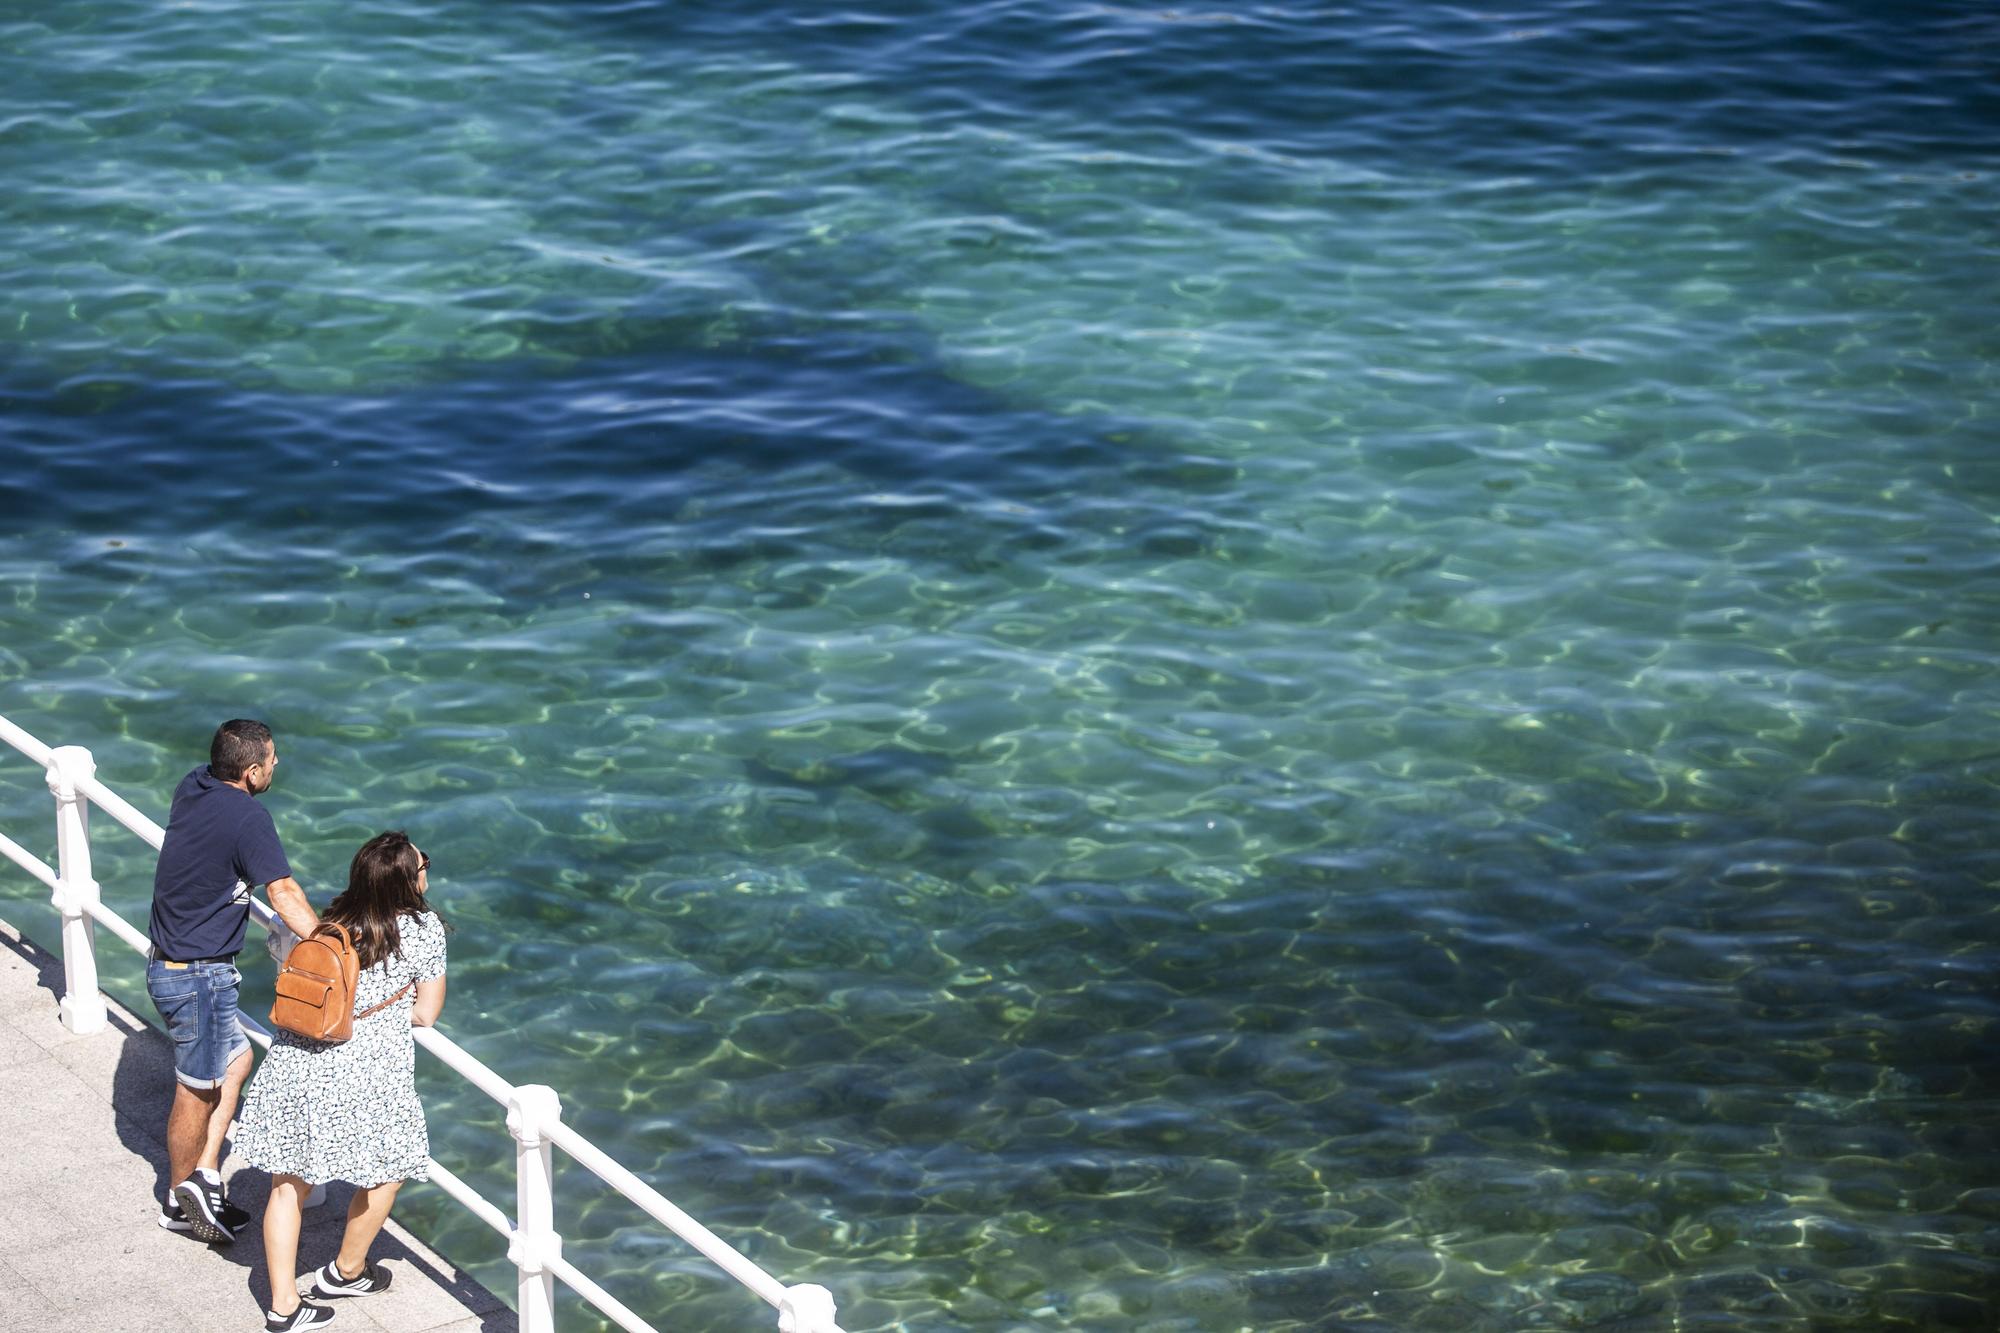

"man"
[147,719,318,1244]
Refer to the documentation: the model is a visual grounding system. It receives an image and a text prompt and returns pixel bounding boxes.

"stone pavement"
[0,916,515,1333]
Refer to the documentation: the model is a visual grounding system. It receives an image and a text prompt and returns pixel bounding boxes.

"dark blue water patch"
[0,335,1211,546]
[558,0,2000,170]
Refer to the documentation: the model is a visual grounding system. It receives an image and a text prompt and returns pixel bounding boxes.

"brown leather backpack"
[270,921,410,1043]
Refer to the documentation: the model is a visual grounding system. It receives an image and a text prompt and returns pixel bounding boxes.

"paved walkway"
[0,917,515,1333]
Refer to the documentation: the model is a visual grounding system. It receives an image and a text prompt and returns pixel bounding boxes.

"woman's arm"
[411,975,447,1028]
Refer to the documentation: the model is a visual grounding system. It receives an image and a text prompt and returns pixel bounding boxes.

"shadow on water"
[547,0,2000,168]
[0,329,1206,543]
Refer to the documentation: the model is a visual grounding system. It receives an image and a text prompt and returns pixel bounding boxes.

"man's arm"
[264,876,319,938]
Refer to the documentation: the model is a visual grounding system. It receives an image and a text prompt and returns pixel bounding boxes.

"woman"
[234,831,449,1332]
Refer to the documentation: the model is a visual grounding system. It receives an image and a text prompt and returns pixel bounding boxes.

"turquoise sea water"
[3,1,1998,1328]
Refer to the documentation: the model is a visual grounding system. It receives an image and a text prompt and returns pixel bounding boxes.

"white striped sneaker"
[308,1261,391,1298]
[264,1301,334,1331]
[171,1176,237,1244]
[159,1193,251,1235]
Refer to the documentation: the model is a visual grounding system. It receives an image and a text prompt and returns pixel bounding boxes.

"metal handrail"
[0,712,845,1333]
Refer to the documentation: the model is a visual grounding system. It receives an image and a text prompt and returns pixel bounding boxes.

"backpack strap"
[355,980,415,1021]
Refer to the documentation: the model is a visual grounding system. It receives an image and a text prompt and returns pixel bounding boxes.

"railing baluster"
[509,1084,564,1333]
[778,1282,841,1333]
[46,745,107,1034]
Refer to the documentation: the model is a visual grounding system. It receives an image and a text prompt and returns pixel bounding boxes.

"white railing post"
[508,1084,564,1333]
[46,745,107,1034]
[779,1283,840,1333]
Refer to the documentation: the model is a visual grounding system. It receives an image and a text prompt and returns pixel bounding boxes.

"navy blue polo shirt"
[148,765,292,961]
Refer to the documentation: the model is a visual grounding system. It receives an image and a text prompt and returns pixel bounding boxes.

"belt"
[149,947,235,966]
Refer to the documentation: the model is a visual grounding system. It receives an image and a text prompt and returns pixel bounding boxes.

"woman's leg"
[334,1178,403,1278]
[264,1174,310,1317]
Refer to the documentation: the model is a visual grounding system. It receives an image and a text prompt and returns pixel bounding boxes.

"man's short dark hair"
[210,720,274,782]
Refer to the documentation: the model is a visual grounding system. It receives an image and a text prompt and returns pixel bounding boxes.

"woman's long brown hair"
[323,830,446,971]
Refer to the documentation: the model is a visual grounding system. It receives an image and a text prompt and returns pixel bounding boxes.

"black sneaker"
[157,1197,193,1234]
[159,1194,252,1235]
[308,1261,391,1298]
[264,1301,334,1331]
[172,1175,237,1244]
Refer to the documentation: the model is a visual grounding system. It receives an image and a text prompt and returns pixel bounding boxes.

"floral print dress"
[235,911,447,1186]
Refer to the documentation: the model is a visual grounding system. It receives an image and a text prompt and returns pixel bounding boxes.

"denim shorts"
[146,958,251,1089]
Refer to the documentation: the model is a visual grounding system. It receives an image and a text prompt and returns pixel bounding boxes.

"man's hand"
[264,876,319,939]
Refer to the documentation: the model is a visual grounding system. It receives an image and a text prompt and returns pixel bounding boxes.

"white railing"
[0,713,845,1333]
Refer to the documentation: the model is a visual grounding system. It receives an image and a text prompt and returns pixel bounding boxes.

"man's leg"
[165,1081,221,1189]
[166,960,249,1243]
[150,957,225,1192]
[200,1044,254,1172]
